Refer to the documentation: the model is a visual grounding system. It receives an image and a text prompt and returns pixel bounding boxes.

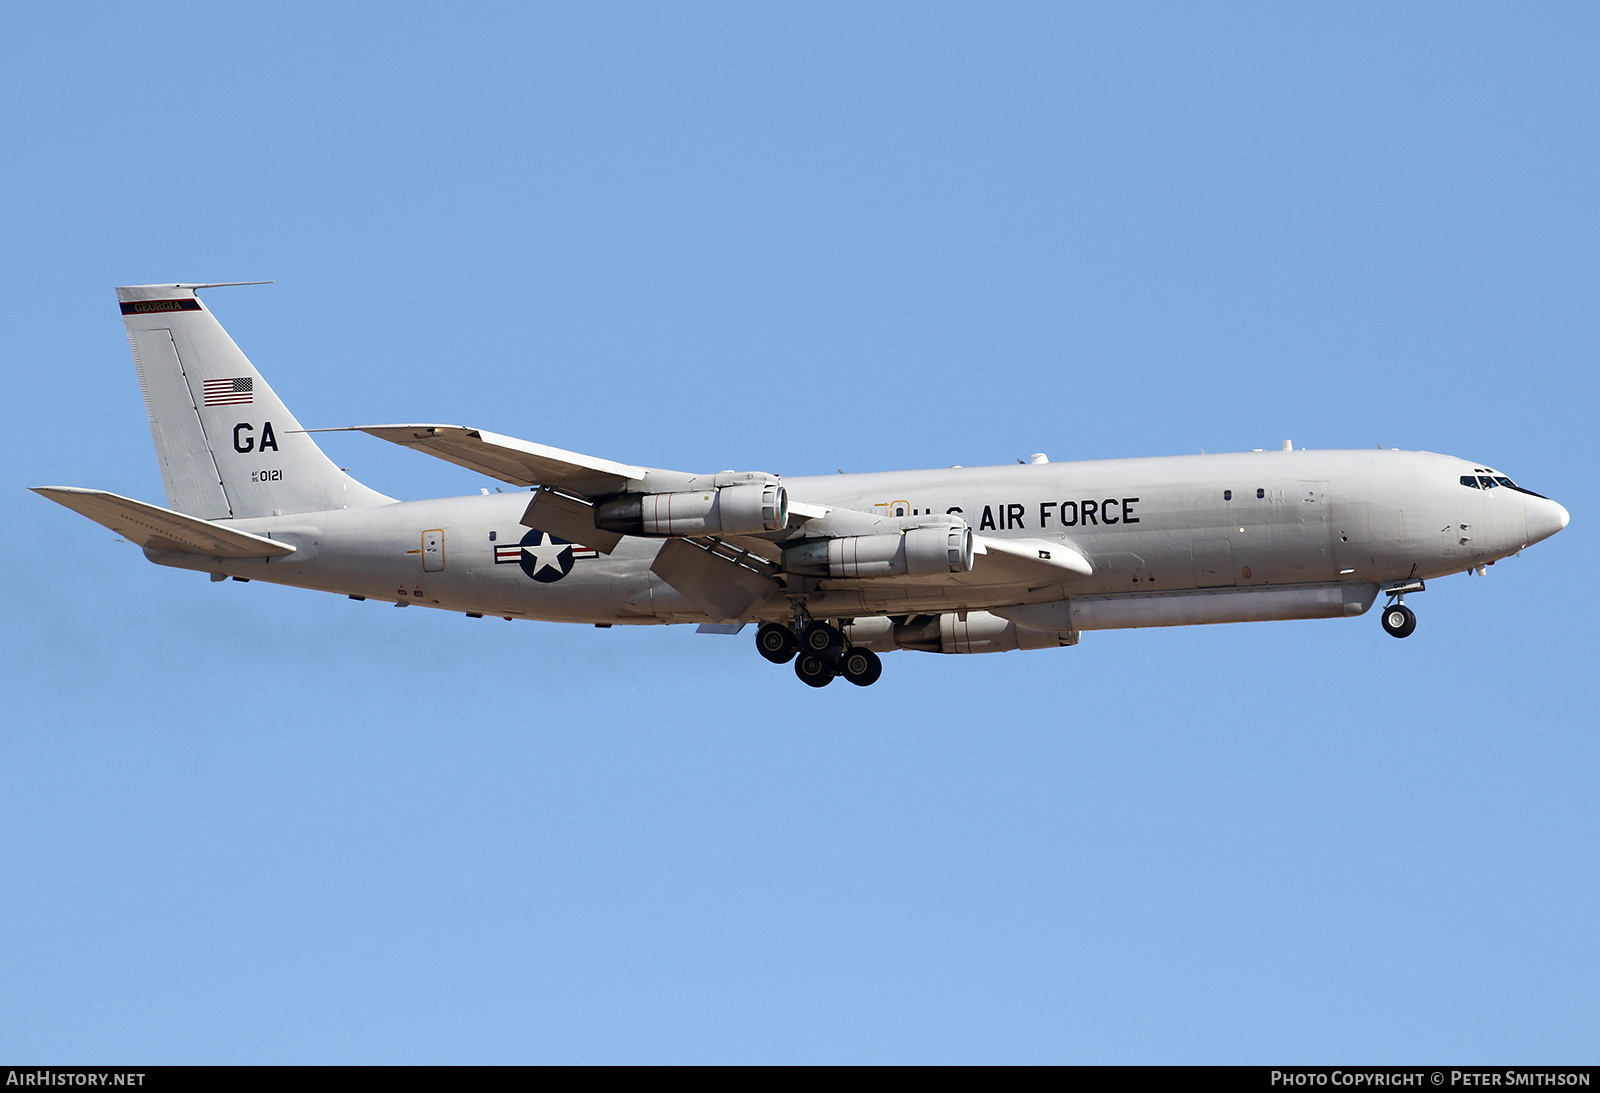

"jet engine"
[594,481,787,536]
[783,524,974,578]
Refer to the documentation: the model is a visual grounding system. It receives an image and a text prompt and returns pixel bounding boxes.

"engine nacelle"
[594,482,787,536]
[783,524,973,578]
[843,610,1078,654]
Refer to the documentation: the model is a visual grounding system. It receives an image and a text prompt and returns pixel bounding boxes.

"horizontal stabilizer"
[321,424,646,494]
[31,487,295,558]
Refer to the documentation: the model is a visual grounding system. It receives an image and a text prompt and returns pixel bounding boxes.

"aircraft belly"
[620,573,702,621]
[1066,582,1380,630]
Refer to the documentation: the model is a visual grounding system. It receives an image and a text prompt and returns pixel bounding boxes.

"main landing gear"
[1380,580,1424,639]
[755,621,882,687]
[755,621,797,663]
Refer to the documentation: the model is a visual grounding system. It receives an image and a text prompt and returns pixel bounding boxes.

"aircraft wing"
[326,424,648,495]
[327,424,835,517]
[964,536,1093,584]
[330,424,831,553]
[786,499,831,520]
[310,425,1083,597]
[32,487,296,558]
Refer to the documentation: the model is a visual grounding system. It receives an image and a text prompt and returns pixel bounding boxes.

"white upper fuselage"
[165,447,1568,626]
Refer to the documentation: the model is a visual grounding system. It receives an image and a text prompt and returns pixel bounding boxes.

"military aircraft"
[34,284,1570,687]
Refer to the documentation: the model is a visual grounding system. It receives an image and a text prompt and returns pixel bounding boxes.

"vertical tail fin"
[118,283,392,519]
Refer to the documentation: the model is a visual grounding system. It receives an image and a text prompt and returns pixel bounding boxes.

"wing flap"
[519,487,624,553]
[650,539,781,622]
[32,487,295,558]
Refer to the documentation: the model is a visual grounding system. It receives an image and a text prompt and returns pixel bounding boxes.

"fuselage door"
[422,529,445,572]
[1191,538,1235,587]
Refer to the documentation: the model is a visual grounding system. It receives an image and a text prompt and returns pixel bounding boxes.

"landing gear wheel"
[1381,603,1417,638]
[840,647,882,687]
[755,622,798,664]
[802,622,845,656]
[795,652,835,687]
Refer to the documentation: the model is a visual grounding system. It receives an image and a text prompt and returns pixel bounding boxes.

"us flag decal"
[203,377,254,406]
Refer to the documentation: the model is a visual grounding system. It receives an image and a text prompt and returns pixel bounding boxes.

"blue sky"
[1,3,1595,1063]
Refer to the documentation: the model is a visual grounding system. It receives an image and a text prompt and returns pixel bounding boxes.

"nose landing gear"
[1381,602,1417,638]
[1379,580,1424,639]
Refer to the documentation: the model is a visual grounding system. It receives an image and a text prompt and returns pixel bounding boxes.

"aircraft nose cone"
[1527,498,1570,544]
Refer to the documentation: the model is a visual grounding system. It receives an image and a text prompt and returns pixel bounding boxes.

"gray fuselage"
[147,448,1568,631]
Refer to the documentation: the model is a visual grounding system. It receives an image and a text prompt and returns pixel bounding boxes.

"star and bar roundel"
[494,528,598,583]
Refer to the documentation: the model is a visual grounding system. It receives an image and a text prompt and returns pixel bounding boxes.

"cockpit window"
[1460,475,1480,488]
[1494,476,1549,499]
[1478,476,1499,489]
